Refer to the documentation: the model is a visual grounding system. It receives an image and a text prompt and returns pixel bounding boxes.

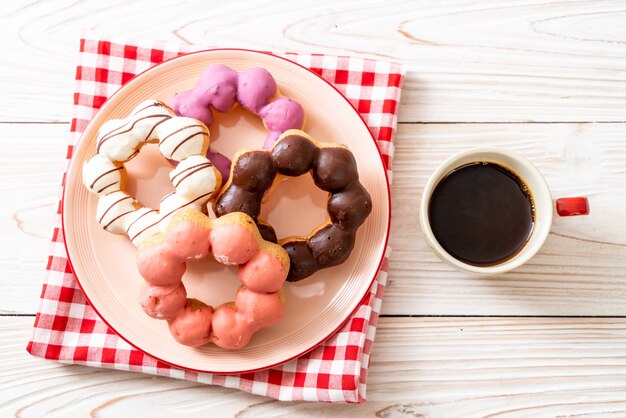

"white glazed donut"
[82,100,221,246]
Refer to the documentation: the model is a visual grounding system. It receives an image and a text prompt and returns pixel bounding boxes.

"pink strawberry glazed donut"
[170,64,305,181]
[136,207,288,349]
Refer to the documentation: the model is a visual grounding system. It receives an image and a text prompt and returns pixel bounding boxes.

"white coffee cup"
[419,148,589,275]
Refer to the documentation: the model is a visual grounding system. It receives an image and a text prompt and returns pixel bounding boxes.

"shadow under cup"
[419,149,553,275]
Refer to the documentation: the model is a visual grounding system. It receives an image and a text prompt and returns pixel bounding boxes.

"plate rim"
[62,48,392,374]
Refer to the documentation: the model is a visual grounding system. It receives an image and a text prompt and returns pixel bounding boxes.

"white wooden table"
[2,1,626,416]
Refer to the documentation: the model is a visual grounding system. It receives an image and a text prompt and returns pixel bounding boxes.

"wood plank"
[2,122,625,315]
[1,0,626,122]
[0,123,67,315]
[3,317,626,416]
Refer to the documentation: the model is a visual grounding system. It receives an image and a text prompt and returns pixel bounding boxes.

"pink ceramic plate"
[63,49,390,374]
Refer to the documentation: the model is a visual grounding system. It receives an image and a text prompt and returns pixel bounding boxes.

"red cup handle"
[556,197,589,216]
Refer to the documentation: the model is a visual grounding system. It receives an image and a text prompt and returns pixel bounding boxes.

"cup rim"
[419,148,553,275]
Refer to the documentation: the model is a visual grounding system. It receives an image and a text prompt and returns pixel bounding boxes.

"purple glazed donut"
[170,65,305,181]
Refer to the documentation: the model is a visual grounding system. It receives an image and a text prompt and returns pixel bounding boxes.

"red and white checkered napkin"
[27,32,405,403]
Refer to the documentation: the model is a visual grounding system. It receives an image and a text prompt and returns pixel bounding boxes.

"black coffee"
[428,162,535,266]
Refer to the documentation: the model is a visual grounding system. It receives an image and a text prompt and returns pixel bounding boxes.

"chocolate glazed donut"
[214,129,372,281]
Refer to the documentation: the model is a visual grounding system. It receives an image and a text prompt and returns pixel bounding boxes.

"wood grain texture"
[2,122,625,315]
[1,0,626,122]
[4,317,626,417]
[0,123,67,315]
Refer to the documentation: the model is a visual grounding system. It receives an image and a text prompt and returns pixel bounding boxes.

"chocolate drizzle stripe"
[171,162,213,181]
[143,116,170,142]
[160,130,206,160]
[157,125,199,149]
[172,163,213,187]
[97,181,119,194]
[98,196,133,224]
[160,193,174,204]
[170,131,207,159]
[125,209,157,233]
[125,148,140,161]
[97,114,171,153]
[99,113,165,145]
[89,167,123,189]
[103,210,136,231]
[96,101,159,140]
[134,101,165,115]
[129,191,212,242]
